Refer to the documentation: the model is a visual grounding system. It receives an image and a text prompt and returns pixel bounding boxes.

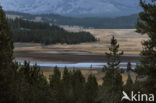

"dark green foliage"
[49,68,88,103]
[14,62,51,103]
[49,66,63,103]
[99,36,123,103]
[125,74,133,89]
[136,0,156,95]
[62,67,71,85]
[99,70,123,103]
[104,36,123,70]
[71,70,86,103]
[50,66,61,88]
[123,74,133,100]
[122,74,144,103]
[0,9,13,65]
[85,74,98,103]
[6,11,138,29]
[8,18,97,45]
[127,62,132,72]
[43,14,137,29]
[62,67,73,103]
[0,6,14,103]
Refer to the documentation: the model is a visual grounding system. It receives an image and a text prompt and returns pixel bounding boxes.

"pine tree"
[103,36,123,70]
[72,70,86,103]
[0,6,13,65]
[126,74,133,88]
[121,74,133,103]
[49,67,63,103]
[0,6,14,103]
[136,0,156,95]
[127,62,132,72]
[15,62,51,103]
[62,67,73,103]
[50,67,61,88]
[85,74,98,103]
[98,36,123,103]
[124,74,133,95]
[62,67,70,84]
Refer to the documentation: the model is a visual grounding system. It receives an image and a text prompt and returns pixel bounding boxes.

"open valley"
[14,29,147,69]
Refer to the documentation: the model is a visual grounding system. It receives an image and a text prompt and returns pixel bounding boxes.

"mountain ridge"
[6,11,138,29]
[0,0,141,17]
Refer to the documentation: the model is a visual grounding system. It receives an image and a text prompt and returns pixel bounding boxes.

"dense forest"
[1,0,156,103]
[6,11,137,29]
[8,18,97,45]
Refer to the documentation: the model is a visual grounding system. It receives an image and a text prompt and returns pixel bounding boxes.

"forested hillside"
[6,11,138,29]
[8,18,97,45]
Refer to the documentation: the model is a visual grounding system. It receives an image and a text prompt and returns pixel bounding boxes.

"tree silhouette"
[136,0,156,95]
[98,36,123,103]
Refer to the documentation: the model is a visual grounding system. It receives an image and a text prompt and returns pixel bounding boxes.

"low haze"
[0,0,141,17]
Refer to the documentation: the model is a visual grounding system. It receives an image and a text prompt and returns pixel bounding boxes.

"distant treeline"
[8,18,97,45]
[6,11,138,29]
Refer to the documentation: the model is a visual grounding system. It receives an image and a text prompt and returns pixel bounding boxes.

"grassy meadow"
[14,28,144,85]
[15,29,148,55]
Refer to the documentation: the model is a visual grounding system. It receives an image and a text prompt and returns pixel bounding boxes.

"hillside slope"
[9,18,97,45]
[6,11,138,29]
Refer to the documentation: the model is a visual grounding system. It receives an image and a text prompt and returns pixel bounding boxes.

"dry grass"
[14,29,148,55]
[14,28,140,85]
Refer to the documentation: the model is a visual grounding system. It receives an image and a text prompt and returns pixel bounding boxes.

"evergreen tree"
[85,74,98,103]
[122,74,134,103]
[125,74,133,89]
[0,6,13,65]
[50,67,61,88]
[72,70,86,103]
[15,62,51,103]
[103,36,123,70]
[49,67,64,103]
[98,36,123,103]
[0,6,14,103]
[127,62,132,72]
[136,0,156,95]
[62,67,70,84]
[62,67,73,103]
[123,74,133,100]
[8,18,97,45]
